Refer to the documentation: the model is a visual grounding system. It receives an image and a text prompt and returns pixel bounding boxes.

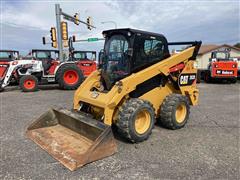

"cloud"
[0,0,239,55]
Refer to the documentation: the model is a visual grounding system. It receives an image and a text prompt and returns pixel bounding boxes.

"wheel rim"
[63,70,79,85]
[175,103,187,123]
[135,109,151,135]
[24,79,35,90]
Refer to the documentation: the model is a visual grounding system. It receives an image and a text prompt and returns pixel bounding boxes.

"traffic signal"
[72,35,76,42]
[86,16,92,30]
[52,41,57,48]
[42,37,46,45]
[50,27,57,48]
[61,21,68,41]
[74,13,79,25]
[63,40,68,48]
[50,27,57,42]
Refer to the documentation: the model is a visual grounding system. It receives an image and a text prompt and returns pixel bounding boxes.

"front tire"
[19,75,38,92]
[116,98,155,143]
[230,78,237,84]
[56,64,83,90]
[159,94,190,130]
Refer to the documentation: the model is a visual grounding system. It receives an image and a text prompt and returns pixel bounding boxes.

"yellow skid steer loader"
[27,29,201,171]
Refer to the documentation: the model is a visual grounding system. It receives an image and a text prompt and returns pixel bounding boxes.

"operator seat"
[42,55,52,74]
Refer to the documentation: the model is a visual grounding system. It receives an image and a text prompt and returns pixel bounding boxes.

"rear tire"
[116,98,155,143]
[56,64,83,90]
[204,71,211,83]
[19,75,38,92]
[159,94,190,130]
[196,70,201,83]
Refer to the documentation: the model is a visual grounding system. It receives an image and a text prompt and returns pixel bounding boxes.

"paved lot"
[0,82,239,179]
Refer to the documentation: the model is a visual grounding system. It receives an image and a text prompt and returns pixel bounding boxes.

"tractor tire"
[196,70,201,83]
[56,64,83,90]
[204,71,211,83]
[231,78,237,84]
[0,87,4,92]
[116,98,155,143]
[19,75,38,92]
[159,94,190,130]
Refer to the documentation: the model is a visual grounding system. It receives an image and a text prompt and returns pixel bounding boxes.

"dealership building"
[196,44,240,70]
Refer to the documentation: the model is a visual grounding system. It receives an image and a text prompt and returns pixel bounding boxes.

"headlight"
[232,64,236,68]
[12,61,18,65]
[215,64,218,68]
[233,58,238,62]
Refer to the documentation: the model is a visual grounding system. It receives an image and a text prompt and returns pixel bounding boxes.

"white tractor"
[0,58,83,92]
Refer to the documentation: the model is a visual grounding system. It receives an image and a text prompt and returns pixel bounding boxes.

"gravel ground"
[0,82,239,180]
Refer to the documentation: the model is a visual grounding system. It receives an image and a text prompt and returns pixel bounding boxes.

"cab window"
[134,35,165,70]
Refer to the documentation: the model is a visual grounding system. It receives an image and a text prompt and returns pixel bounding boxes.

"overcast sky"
[0,0,239,55]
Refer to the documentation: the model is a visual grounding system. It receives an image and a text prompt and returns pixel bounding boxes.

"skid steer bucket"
[26,108,117,171]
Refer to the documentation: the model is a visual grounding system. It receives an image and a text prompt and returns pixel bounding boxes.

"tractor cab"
[0,50,19,62]
[100,28,170,87]
[31,49,59,75]
[210,51,230,62]
[32,49,59,61]
[0,50,19,80]
[72,51,96,61]
[72,51,97,76]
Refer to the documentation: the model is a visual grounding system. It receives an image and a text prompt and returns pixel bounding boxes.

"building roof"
[198,44,240,55]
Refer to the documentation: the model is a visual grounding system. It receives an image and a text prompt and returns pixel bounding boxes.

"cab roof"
[0,50,19,53]
[32,49,59,53]
[102,28,166,39]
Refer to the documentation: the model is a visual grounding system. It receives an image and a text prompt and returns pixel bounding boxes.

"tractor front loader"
[27,28,201,171]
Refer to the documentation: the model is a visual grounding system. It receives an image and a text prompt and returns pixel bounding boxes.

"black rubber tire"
[0,87,4,92]
[196,70,201,83]
[231,78,237,84]
[19,75,38,92]
[56,64,83,90]
[204,71,211,83]
[116,98,155,143]
[159,94,190,130]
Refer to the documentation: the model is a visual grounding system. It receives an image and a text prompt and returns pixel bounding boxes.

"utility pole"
[43,4,96,62]
[55,4,64,61]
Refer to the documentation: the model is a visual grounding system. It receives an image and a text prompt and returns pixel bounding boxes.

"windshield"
[213,52,230,60]
[36,51,51,59]
[0,52,16,61]
[73,52,96,61]
[102,35,129,84]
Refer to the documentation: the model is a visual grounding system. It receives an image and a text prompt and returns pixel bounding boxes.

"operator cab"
[32,49,59,72]
[0,50,19,62]
[210,51,230,61]
[32,49,59,61]
[72,51,96,61]
[100,28,170,87]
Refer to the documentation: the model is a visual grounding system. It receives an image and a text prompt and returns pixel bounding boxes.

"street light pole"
[55,4,63,62]
[101,21,117,29]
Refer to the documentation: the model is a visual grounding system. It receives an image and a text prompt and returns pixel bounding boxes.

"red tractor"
[0,50,19,84]
[31,49,97,77]
[201,50,238,83]
[0,49,97,92]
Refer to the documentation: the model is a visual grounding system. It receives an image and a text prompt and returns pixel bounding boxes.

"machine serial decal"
[82,63,91,66]
[216,70,233,75]
[178,73,196,86]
